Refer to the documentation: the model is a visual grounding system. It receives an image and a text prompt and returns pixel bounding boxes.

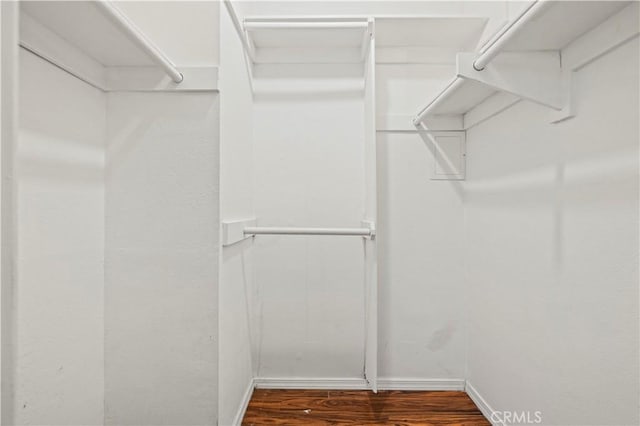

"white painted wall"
[101,2,221,424]
[233,0,509,387]
[376,131,466,382]
[251,63,367,379]
[16,49,105,425]
[10,2,221,425]
[0,3,19,423]
[10,2,639,425]
[105,91,219,426]
[464,36,639,425]
[375,56,467,381]
[376,64,455,123]
[219,3,256,425]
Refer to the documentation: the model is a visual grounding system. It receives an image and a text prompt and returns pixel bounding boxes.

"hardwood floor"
[242,389,490,425]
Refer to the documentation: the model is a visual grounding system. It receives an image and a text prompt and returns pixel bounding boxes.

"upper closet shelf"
[20,1,217,91]
[243,17,373,64]
[374,16,489,64]
[413,0,635,129]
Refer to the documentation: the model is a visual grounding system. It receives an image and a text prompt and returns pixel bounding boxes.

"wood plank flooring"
[242,389,490,425]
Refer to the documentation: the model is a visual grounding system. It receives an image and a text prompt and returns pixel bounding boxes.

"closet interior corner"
[1,1,638,425]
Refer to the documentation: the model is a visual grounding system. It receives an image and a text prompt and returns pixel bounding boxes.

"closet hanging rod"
[472,0,551,71]
[243,21,369,30]
[412,77,466,126]
[94,0,183,83]
[244,227,373,237]
[412,0,550,125]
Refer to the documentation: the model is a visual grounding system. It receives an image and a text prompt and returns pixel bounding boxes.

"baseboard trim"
[231,378,255,426]
[233,377,501,425]
[252,377,466,392]
[253,377,369,390]
[465,381,501,426]
[378,378,466,391]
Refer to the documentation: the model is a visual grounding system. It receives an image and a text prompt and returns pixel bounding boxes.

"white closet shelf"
[373,16,490,65]
[243,17,373,64]
[375,16,488,50]
[19,1,218,91]
[413,0,634,129]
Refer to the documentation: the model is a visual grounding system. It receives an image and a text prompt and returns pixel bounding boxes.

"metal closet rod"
[244,227,373,237]
[472,0,552,71]
[413,77,466,126]
[94,0,183,84]
[413,0,551,125]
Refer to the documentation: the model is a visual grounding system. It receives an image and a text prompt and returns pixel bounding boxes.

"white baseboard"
[253,377,369,390]
[232,377,505,426]
[465,381,501,426]
[378,378,465,391]
[231,378,255,426]
[253,377,466,391]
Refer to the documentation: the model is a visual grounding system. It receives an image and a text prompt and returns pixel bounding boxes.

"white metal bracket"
[222,218,256,246]
[550,1,640,123]
[457,51,564,112]
[412,1,638,130]
[361,220,376,240]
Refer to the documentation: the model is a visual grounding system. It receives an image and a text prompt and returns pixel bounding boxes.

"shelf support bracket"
[222,218,256,246]
[457,51,564,112]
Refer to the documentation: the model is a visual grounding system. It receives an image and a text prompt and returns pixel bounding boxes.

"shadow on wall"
[415,104,637,279]
[18,130,103,185]
[464,141,637,274]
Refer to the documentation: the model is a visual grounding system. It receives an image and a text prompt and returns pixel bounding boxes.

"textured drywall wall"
[10,3,221,425]
[219,3,256,424]
[375,62,467,382]
[0,3,19,423]
[376,131,466,381]
[105,91,219,425]
[464,36,639,425]
[103,1,220,423]
[16,49,105,425]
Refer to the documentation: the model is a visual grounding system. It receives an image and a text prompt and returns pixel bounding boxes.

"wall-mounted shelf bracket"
[413,1,638,130]
[361,220,376,240]
[457,51,564,112]
[222,218,256,246]
[550,1,640,124]
[412,50,565,130]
